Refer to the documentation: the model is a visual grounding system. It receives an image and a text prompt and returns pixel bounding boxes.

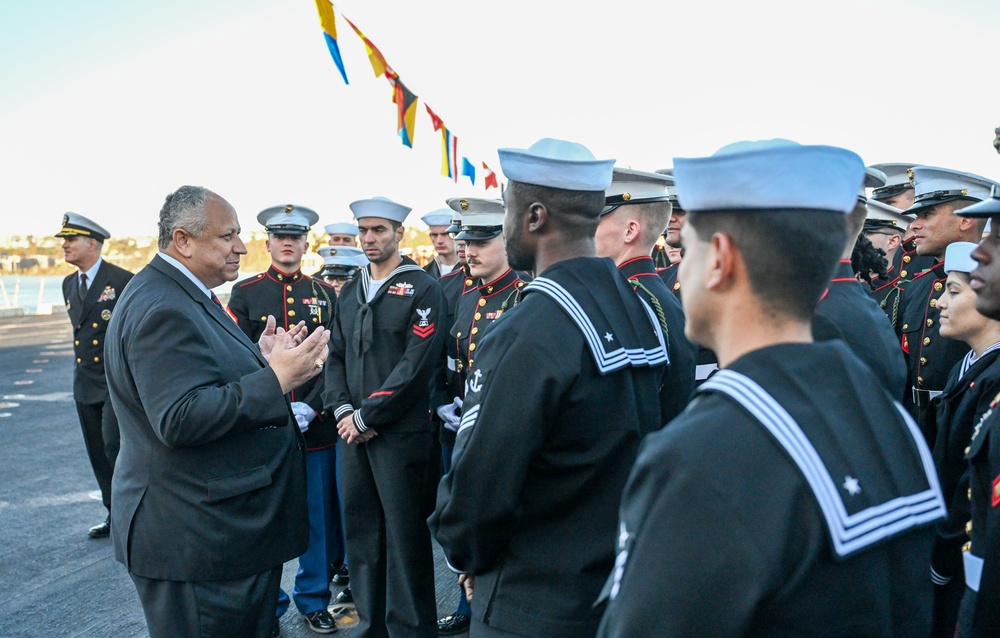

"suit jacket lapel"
[149,256,267,366]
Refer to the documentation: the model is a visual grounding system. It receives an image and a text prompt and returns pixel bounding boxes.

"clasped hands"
[258,316,330,394]
[337,412,378,445]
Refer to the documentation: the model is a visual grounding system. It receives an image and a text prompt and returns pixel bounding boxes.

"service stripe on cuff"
[353,410,368,432]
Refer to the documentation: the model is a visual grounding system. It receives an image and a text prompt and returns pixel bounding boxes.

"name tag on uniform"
[387,282,414,297]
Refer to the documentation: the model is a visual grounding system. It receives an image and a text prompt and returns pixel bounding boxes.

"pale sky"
[2,0,999,239]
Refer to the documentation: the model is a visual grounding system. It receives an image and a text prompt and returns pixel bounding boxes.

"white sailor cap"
[859,167,888,203]
[55,212,111,242]
[257,204,319,235]
[905,167,999,215]
[349,196,412,224]
[602,167,674,216]
[421,209,453,227]
[497,138,615,192]
[864,199,911,233]
[324,222,358,237]
[868,163,918,201]
[943,241,979,274]
[673,139,864,214]
[447,197,505,240]
[956,184,1000,218]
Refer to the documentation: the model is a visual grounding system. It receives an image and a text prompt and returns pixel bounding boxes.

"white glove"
[291,402,317,433]
[436,396,463,432]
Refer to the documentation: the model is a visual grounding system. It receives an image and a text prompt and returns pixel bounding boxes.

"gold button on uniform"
[94,356,100,363]
[465,279,473,286]
[287,297,294,303]
[963,542,971,552]
[469,343,476,351]
[260,316,267,321]
[900,270,908,278]
[903,255,911,263]
[288,310,296,317]
[920,357,928,365]
[479,299,486,307]
[966,521,973,535]
[917,376,924,385]
[92,323,99,328]
[474,313,481,320]
[74,340,80,346]
[965,446,971,455]
[471,327,479,335]
[930,299,937,308]
[923,337,931,346]
[92,339,99,346]
[934,282,943,291]
[926,319,934,327]
[286,285,293,291]
[76,357,82,363]
[456,332,462,338]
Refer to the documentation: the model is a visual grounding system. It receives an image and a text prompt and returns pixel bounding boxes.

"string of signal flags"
[313,0,500,191]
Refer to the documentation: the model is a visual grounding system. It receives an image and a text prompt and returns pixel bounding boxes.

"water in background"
[0,273,245,315]
[0,275,68,314]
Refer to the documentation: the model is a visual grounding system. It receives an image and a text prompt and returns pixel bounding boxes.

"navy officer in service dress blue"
[596,167,697,424]
[429,138,668,638]
[324,196,446,638]
[227,204,341,635]
[952,185,1000,637]
[57,212,134,538]
[899,167,999,443]
[597,139,946,637]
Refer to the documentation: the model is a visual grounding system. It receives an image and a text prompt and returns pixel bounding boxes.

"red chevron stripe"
[413,323,435,338]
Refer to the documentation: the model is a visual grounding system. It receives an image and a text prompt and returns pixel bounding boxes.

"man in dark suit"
[56,212,133,539]
[104,185,330,638]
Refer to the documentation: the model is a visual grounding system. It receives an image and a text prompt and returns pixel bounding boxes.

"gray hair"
[157,185,215,250]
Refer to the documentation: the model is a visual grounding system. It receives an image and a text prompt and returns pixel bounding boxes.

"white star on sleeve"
[604,332,614,342]
[842,475,862,496]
